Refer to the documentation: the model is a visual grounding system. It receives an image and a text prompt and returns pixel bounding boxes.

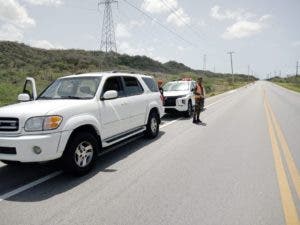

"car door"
[122,76,148,128]
[23,77,38,100]
[98,76,128,139]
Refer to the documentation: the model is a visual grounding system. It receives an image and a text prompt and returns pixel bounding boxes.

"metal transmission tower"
[99,0,117,53]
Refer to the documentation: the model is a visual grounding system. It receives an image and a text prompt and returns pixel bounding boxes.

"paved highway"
[0,81,299,225]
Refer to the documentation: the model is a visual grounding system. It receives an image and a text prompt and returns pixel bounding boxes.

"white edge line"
[0,170,62,202]
[161,118,183,128]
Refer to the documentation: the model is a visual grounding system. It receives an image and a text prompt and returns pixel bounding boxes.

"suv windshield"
[39,77,101,100]
[163,81,189,91]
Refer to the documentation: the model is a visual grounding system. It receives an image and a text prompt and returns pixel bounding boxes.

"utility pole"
[297,61,299,76]
[227,51,235,82]
[99,0,118,53]
[203,54,207,71]
[247,65,250,81]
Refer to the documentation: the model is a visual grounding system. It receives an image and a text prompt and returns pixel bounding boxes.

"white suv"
[0,72,163,174]
[163,79,197,117]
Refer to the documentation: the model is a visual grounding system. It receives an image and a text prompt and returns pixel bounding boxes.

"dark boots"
[193,115,202,124]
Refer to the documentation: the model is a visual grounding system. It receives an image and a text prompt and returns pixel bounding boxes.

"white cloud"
[141,0,178,14]
[259,14,272,22]
[222,14,271,40]
[0,23,23,41]
[119,41,144,56]
[167,8,191,27]
[292,41,300,47]
[210,5,255,21]
[222,20,263,39]
[29,39,64,49]
[0,0,35,28]
[116,20,146,39]
[211,5,272,40]
[129,20,145,28]
[118,41,162,60]
[23,0,63,6]
[116,23,131,39]
[142,0,190,27]
[177,46,186,51]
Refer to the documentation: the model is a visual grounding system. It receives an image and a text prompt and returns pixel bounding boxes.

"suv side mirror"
[18,93,30,102]
[102,90,118,100]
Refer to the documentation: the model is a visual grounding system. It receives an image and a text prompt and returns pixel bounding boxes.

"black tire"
[62,132,99,175]
[184,100,193,118]
[0,160,21,166]
[145,111,159,139]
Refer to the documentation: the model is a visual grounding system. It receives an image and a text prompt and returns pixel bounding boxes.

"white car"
[163,80,197,117]
[0,72,164,174]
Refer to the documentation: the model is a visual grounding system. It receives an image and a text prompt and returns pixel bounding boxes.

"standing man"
[157,80,164,96]
[193,77,205,124]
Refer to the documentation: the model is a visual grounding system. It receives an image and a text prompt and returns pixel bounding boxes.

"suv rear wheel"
[62,132,99,175]
[145,111,159,139]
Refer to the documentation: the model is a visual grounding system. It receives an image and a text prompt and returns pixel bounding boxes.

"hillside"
[0,41,256,106]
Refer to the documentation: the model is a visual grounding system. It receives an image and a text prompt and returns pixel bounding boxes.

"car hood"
[163,91,189,97]
[0,100,93,118]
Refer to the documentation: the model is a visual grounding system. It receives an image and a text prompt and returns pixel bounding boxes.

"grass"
[274,82,300,93]
[269,76,300,93]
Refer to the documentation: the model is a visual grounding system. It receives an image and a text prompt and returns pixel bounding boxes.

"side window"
[123,77,144,96]
[142,77,159,92]
[102,77,125,98]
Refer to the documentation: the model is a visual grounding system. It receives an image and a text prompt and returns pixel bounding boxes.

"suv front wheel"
[62,132,99,175]
[184,100,193,118]
[145,111,159,139]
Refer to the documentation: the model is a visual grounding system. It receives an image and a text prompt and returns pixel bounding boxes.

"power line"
[122,0,195,47]
[160,0,206,40]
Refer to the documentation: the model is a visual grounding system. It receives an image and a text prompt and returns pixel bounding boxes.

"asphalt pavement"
[0,81,299,225]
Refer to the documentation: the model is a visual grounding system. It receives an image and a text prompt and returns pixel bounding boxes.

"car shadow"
[1,131,165,202]
[162,113,191,122]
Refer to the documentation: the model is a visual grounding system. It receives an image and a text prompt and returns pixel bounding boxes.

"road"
[0,81,299,225]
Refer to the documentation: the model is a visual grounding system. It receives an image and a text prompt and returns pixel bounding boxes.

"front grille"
[0,147,17,155]
[164,97,177,106]
[0,118,19,132]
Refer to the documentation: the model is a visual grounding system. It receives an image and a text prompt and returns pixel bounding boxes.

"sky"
[0,0,299,79]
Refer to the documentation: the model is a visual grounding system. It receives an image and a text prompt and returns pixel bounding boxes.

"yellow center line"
[266,100,300,199]
[263,91,299,225]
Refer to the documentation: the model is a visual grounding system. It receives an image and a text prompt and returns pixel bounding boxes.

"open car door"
[18,77,38,102]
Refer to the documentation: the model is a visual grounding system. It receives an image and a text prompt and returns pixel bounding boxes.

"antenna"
[99,0,118,53]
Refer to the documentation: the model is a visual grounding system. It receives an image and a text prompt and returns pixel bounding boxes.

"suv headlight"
[25,116,63,132]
